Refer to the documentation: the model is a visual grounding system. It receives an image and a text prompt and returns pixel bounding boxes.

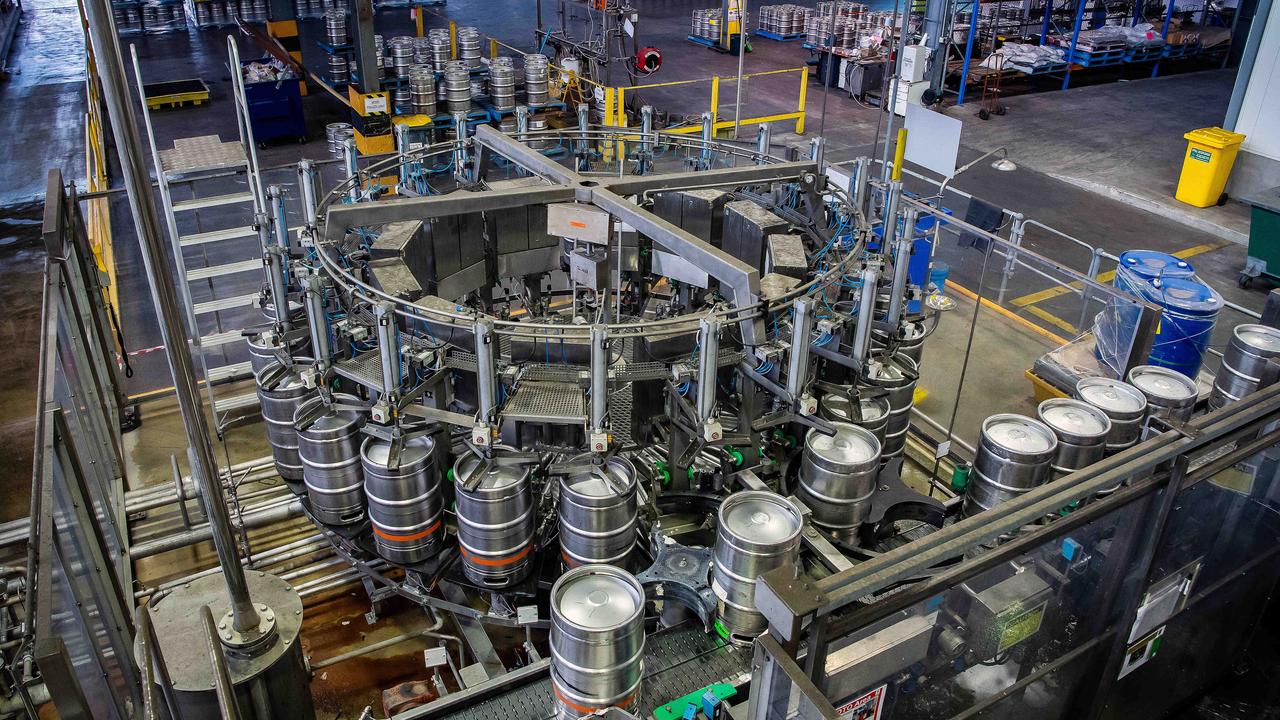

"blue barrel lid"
[1146,276,1222,315]
[1118,250,1195,280]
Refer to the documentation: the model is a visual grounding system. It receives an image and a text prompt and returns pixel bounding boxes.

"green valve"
[951,464,971,492]
[654,460,672,487]
[725,445,744,466]
[446,467,455,482]
[713,619,730,640]
[688,465,697,482]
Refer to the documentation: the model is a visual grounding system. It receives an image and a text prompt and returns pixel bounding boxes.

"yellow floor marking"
[1025,305,1078,335]
[948,280,1070,346]
[1009,242,1229,308]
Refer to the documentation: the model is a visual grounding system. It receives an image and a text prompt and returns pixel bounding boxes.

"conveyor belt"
[445,625,751,720]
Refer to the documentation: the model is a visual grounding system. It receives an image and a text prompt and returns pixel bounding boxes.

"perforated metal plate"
[501,381,586,424]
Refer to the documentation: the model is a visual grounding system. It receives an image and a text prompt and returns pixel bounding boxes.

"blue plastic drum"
[1116,250,1195,282]
[1141,276,1221,378]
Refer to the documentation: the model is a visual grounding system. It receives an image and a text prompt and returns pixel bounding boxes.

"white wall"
[1234,0,1280,163]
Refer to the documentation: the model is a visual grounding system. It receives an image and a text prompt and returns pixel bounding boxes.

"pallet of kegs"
[141,1,186,33]
[489,56,517,111]
[759,5,811,35]
[443,60,472,113]
[325,122,354,155]
[691,8,722,41]
[188,0,240,28]
[388,36,415,78]
[1210,324,1280,409]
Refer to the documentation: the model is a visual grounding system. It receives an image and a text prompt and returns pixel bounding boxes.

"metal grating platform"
[443,625,750,720]
[159,135,248,177]
[334,349,386,390]
[501,381,586,424]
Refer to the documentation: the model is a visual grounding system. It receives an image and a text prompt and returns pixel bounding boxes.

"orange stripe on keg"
[372,519,441,543]
[459,542,533,567]
[552,684,639,715]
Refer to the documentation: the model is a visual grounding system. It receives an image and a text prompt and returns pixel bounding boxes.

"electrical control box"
[901,45,930,83]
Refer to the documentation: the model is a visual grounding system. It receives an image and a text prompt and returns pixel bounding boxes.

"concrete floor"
[0,0,1271,714]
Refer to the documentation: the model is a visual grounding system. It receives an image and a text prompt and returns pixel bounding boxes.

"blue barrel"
[1095,253,1221,379]
[1116,250,1195,282]
[1140,276,1221,378]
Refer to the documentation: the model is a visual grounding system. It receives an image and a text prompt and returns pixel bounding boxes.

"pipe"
[696,316,721,423]
[128,499,305,559]
[344,137,361,202]
[474,318,497,427]
[851,265,880,365]
[756,122,772,165]
[305,274,333,371]
[89,0,258,628]
[298,159,319,229]
[137,535,328,600]
[886,207,917,327]
[590,325,608,434]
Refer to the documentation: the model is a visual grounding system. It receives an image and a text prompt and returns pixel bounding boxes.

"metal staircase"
[131,38,269,431]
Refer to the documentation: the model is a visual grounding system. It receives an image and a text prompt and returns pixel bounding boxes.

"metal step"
[213,392,260,414]
[179,226,258,247]
[172,192,256,212]
[194,293,259,315]
[206,360,253,383]
[185,259,262,282]
[199,330,245,349]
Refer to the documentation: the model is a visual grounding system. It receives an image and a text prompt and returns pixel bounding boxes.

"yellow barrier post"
[892,128,907,181]
[415,8,423,37]
[490,38,498,59]
[796,67,807,134]
[616,87,627,128]
[449,21,457,59]
[710,76,720,134]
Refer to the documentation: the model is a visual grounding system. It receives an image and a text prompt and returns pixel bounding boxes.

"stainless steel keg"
[1210,324,1280,409]
[362,434,443,564]
[559,456,639,568]
[1036,398,1110,479]
[295,393,366,526]
[550,565,645,720]
[255,359,316,482]
[453,453,535,587]
[799,422,881,533]
[1128,365,1197,425]
[963,413,1058,516]
[711,491,803,640]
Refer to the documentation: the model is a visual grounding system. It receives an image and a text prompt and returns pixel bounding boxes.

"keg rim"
[550,564,644,633]
[360,432,435,468]
[1126,365,1198,404]
[980,413,1058,459]
[717,491,803,546]
[453,451,531,492]
[1233,323,1280,355]
[254,356,315,392]
[1075,377,1148,417]
[804,421,881,470]
[819,391,890,424]
[295,392,364,434]
[1036,398,1112,443]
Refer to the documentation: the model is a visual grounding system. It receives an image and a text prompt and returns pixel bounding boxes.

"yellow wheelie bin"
[1176,127,1246,208]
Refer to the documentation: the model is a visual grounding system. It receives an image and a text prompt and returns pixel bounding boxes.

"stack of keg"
[818,391,890,451]
[691,8,722,40]
[1128,365,1198,427]
[428,29,452,72]
[859,355,918,462]
[255,360,317,482]
[798,423,881,539]
[457,26,482,68]
[452,453,535,587]
[295,395,367,526]
[323,8,347,45]
[711,491,803,640]
[328,55,350,85]
[759,5,812,35]
[114,5,143,33]
[388,36,415,77]
[558,457,639,567]
[963,414,1058,517]
[1210,324,1280,409]
[489,56,517,110]
[1036,398,1111,481]
[550,566,645,719]
[444,61,472,113]
[524,54,550,106]
[408,65,437,117]
[362,435,444,564]
[325,122,354,155]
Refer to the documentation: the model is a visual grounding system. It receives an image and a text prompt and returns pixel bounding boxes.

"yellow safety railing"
[617,66,808,135]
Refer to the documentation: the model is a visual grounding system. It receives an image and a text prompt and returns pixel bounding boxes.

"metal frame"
[750,382,1280,719]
